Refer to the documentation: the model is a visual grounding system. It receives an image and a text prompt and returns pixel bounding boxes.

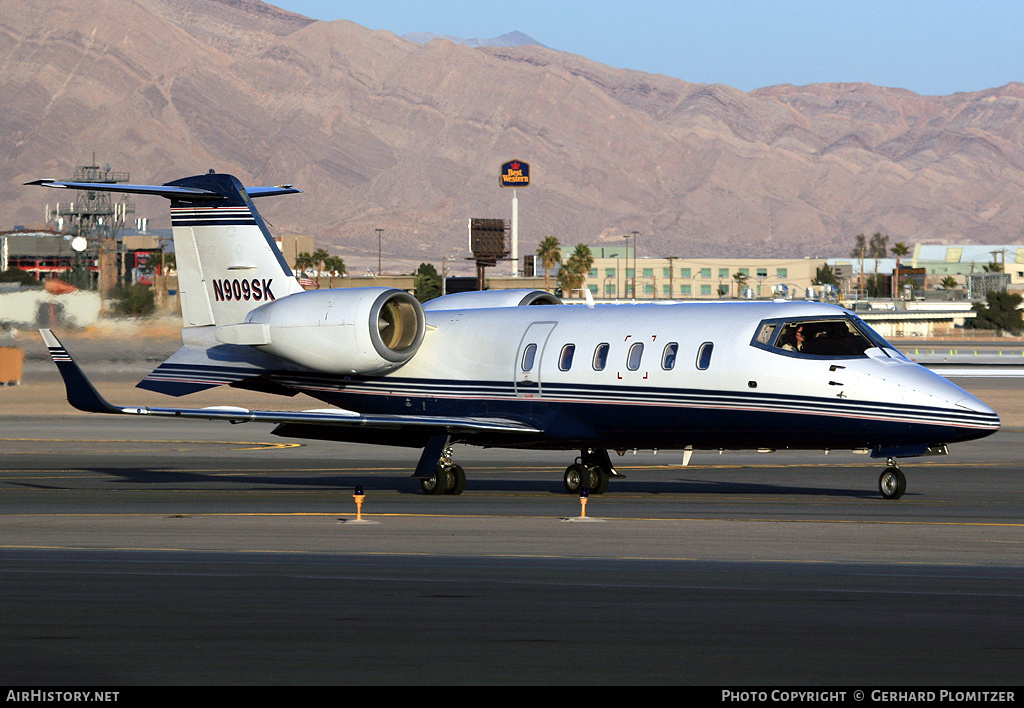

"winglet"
[39,329,123,414]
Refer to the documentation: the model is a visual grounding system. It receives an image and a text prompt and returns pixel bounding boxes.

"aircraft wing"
[40,330,540,436]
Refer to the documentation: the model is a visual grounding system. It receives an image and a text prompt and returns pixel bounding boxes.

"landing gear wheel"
[585,466,609,494]
[421,464,466,496]
[421,467,446,495]
[564,463,587,494]
[444,464,466,495]
[879,466,906,500]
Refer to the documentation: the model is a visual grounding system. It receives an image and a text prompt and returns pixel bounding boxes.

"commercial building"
[561,251,827,300]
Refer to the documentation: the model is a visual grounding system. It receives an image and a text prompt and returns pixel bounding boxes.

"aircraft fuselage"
[269,299,999,456]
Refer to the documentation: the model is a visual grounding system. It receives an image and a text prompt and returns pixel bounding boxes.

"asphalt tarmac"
[1,340,1022,685]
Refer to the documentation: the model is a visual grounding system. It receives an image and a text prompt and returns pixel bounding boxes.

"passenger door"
[515,322,557,397]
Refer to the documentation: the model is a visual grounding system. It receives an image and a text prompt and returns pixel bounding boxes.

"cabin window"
[559,344,576,371]
[593,343,610,371]
[696,342,714,370]
[521,343,538,372]
[627,342,644,371]
[662,342,678,370]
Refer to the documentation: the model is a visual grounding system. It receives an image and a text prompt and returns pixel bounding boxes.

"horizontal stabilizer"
[136,342,287,396]
[25,178,301,200]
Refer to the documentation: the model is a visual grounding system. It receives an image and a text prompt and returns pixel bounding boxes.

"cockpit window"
[758,317,882,357]
[755,323,777,345]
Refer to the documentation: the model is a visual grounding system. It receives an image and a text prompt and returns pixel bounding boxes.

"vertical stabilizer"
[165,173,304,326]
[26,172,305,327]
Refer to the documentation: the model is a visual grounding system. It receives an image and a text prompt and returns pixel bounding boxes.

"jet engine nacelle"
[243,287,425,374]
[423,289,562,311]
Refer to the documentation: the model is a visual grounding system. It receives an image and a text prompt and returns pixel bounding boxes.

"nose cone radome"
[946,387,1001,442]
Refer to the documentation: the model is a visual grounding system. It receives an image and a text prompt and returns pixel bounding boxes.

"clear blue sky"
[273,0,1022,96]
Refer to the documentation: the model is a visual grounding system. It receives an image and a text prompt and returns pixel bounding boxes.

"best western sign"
[499,160,530,188]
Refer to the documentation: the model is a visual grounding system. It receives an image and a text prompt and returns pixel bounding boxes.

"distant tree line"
[294,249,346,287]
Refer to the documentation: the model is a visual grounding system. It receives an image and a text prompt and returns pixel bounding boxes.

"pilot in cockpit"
[779,324,806,352]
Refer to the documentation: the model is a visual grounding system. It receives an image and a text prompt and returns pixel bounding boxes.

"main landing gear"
[420,443,466,495]
[563,448,623,495]
[878,459,907,500]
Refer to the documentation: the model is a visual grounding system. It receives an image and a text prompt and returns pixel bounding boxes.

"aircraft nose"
[943,385,1001,441]
[954,392,1000,423]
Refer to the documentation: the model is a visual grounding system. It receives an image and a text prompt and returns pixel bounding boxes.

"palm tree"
[536,236,561,292]
[321,255,346,288]
[571,243,594,275]
[294,251,315,276]
[890,241,910,298]
[557,244,594,298]
[311,248,330,278]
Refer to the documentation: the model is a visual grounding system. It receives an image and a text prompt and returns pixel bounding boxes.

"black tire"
[879,467,906,500]
[445,464,466,495]
[587,466,609,494]
[421,466,447,495]
[564,463,586,494]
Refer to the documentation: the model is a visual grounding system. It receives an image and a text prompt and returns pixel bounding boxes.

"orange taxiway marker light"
[353,485,365,521]
[579,486,589,518]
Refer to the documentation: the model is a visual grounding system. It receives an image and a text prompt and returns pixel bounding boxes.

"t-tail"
[26,171,305,327]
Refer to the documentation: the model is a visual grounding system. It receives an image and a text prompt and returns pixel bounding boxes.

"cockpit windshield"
[754,316,891,357]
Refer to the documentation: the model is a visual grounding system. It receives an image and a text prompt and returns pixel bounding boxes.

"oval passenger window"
[522,343,537,371]
[696,342,714,370]
[662,342,678,370]
[559,344,575,371]
[627,342,644,371]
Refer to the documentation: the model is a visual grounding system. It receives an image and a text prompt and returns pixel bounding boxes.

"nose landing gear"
[878,459,906,500]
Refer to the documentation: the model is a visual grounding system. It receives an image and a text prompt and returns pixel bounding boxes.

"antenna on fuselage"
[571,288,595,308]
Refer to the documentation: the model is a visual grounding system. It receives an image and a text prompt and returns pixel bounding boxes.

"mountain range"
[3,0,1024,273]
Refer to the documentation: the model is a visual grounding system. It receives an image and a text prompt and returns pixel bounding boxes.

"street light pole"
[630,231,639,298]
[375,228,383,275]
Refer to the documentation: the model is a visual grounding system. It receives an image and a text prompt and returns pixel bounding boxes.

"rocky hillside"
[4,0,1024,272]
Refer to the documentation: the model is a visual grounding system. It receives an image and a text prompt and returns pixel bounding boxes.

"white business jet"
[29,172,999,499]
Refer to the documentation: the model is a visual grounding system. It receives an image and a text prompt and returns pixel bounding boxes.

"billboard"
[499,160,530,188]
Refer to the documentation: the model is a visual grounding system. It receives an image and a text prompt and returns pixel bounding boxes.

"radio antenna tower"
[46,154,135,295]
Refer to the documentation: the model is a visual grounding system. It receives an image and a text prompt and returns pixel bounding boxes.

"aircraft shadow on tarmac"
[72,466,881,499]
